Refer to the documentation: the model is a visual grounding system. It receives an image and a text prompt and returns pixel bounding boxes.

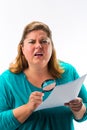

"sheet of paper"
[35,74,87,111]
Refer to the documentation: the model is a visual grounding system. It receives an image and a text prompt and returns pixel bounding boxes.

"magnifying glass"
[41,79,56,93]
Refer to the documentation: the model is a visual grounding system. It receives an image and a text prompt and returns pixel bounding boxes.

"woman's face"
[22,30,52,68]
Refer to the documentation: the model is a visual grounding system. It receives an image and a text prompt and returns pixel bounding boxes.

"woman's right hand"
[13,91,43,123]
[27,91,44,111]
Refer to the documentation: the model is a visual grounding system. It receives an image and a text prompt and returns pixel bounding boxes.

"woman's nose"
[35,42,42,49]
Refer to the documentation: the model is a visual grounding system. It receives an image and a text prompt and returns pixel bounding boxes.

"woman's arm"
[13,91,43,123]
[65,97,86,120]
[0,91,43,129]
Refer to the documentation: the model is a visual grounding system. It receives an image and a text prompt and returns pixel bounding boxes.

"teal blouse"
[0,61,87,130]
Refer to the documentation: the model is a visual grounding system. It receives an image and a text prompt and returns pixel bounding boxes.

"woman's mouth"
[34,53,43,56]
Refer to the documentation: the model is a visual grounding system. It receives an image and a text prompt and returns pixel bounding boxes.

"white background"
[0,0,87,129]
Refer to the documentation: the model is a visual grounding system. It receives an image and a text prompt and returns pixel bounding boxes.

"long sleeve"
[0,110,21,129]
[0,63,87,130]
[72,64,87,121]
[60,61,87,122]
[74,84,87,122]
[0,74,21,130]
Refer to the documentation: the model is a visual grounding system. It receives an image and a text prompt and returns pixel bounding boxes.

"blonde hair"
[9,21,64,78]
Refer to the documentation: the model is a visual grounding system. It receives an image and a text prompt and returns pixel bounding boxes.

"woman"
[0,21,87,130]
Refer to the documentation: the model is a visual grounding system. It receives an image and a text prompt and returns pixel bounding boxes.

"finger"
[32,91,43,96]
[70,98,82,104]
[64,102,69,106]
[30,96,43,102]
[69,102,83,112]
[29,92,44,103]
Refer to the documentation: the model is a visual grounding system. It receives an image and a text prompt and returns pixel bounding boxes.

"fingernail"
[42,93,44,96]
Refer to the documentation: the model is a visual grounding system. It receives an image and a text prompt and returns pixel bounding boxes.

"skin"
[13,30,86,123]
[65,97,86,119]
[22,30,52,69]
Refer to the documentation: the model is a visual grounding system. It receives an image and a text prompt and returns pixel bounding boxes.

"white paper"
[35,74,87,111]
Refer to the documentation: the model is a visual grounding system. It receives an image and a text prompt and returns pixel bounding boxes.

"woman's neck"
[24,66,53,88]
[25,66,50,79]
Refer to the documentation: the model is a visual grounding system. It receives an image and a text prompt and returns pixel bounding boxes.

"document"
[35,74,87,111]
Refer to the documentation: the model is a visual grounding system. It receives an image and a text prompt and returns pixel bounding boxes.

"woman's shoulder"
[0,70,14,77]
[0,69,23,80]
[0,69,10,77]
[59,60,79,78]
[59,60,75,69]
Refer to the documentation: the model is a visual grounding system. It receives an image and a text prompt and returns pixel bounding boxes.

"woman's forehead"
[25,30,48,39]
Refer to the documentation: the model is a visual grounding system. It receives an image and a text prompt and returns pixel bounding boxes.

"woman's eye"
[28,40,35,44]
[40,40,48,44]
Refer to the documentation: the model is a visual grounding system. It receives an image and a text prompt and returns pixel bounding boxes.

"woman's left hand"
[64,97,83,112]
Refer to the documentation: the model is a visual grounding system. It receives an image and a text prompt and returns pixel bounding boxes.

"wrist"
[73,103,86,120]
